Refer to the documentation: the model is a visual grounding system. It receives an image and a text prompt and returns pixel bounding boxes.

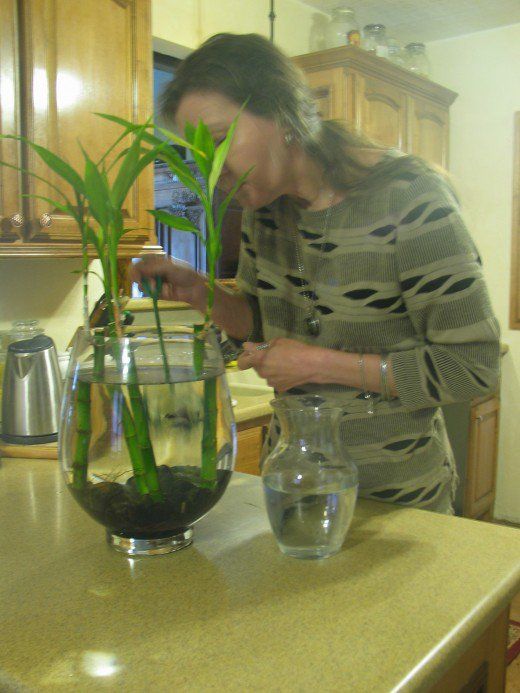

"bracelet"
[380,354,390,401]
[358,353,374,415]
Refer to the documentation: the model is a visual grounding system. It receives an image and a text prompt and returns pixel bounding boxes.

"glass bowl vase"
[59,325,235,555]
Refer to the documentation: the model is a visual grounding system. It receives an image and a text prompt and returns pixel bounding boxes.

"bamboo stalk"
[200,375,218,489]
[71,380,91,490]
[142,277,170,384]
[105,292,163,501]
[120,392,150,495]
[193,325,218,488]
[126,378,163,501]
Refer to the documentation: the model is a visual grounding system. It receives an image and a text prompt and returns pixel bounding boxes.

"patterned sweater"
[235,158,500,513]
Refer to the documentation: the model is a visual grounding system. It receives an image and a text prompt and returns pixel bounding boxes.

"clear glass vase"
[59,326,235,555]
[262,395,358,559]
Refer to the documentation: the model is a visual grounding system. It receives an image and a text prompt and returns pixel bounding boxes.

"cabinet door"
[0,0,23,245]
[409,96,449,168]
[236,426,265,475]
[16,0,154,257]
[464,397,500,520]
[304,67,347,120]
[353,72,407,150]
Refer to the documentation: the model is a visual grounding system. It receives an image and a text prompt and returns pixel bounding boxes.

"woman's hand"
[237,338,323,392]
[129,256,206,310]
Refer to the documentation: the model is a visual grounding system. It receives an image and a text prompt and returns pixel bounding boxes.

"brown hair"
[162,33,430,193]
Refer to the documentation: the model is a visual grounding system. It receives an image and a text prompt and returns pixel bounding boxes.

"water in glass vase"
[61,366,234,544]
[263,470,357,559]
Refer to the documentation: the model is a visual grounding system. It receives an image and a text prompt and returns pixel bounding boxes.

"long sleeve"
[390,172,500,409]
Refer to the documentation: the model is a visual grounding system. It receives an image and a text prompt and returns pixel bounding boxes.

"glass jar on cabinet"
[362,24,389,57]
[405,42,431,77]
[387,37,406,67]
[325,7,360,48]
[309,13,328,52]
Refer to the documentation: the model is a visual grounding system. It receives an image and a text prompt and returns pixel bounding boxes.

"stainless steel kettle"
[1,334,62,444]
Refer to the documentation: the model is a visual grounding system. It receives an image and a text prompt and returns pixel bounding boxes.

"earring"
[284,132,294,145]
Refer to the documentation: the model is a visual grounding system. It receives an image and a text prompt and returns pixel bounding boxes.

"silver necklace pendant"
[291,190,334,340]
[306,314,321,336]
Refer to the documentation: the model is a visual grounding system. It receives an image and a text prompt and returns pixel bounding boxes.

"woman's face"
[175,91,291,209]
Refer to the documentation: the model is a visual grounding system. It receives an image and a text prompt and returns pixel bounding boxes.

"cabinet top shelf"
[293,45,458,107]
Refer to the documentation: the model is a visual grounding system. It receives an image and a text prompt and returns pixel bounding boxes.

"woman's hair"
[162,33,430,192]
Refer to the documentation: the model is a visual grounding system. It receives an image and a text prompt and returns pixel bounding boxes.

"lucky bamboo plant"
[0,109,249,498]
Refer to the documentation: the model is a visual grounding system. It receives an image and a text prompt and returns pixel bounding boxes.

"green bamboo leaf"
[111,123,150,206]
[156,125,205,156]
[1,134,85,194]
[208,115,239,198]
[82,148,112,228]
[149,209,203,239]
[216,166,254,229]
[192,120,215,178]
[113,140,170,207]
[156,147,205,200]
[93,113,153,167]
[184,122,196,145]
[107,144,156,174]
[29,141,84,194]
[94,115,202,155]
[0,158,76,206]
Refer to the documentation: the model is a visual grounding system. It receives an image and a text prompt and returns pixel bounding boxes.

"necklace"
[291,190,335,337]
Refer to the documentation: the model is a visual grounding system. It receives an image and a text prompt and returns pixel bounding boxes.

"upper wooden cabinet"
[0,0,160,258]
[293,46,457,168]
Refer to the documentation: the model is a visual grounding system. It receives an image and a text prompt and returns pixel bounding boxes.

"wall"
[152,0,325,56]
[427,23,520,522]
[0,260,103,353]
[0,0,321,353]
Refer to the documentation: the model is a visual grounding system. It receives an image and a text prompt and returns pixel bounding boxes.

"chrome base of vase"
[107,528,193,556]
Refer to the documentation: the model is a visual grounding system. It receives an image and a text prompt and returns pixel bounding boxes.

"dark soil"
[69,465,231,539]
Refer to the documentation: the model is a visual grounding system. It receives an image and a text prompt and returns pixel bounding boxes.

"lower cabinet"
[443,395,500,520]
[235,416,270,476]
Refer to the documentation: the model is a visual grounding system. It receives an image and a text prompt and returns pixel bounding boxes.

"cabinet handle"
[476,415,484,422]
[39,213,52,228]
[9,213,24,228]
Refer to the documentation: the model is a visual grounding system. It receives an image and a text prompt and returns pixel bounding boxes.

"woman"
[131,33,500,514]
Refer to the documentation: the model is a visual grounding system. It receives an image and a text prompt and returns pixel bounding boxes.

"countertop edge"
[397,563,520,690]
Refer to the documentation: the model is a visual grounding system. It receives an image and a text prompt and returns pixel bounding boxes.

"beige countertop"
[0,459,519,691]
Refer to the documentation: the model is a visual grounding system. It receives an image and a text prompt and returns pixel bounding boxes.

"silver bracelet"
[358,353,374,415]
[380,354,390,401]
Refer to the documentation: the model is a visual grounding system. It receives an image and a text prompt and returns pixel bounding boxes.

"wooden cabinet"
[408,96,450,169]
[353,72,408,150]
[235,416,270,476]
[293,46,457,167]
[443,395,500,521]
[465,396,500,520]
[0,0,160,258]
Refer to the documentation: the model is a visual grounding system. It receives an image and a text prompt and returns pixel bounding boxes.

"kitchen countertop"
[226,367,273,425]
[1,460,519,691]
